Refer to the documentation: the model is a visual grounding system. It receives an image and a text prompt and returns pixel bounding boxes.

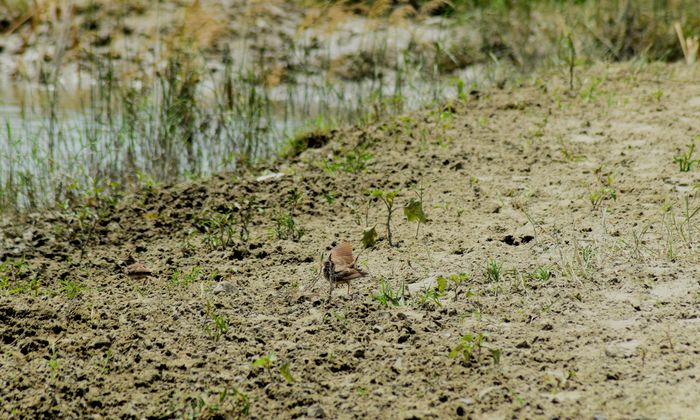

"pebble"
[255,172,284,182]
[551,391,581,403]
[392,357,404,372]
[212,282,236,294]
[307,403,325,418]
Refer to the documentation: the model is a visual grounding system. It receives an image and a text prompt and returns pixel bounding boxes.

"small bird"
[322,242,367,300]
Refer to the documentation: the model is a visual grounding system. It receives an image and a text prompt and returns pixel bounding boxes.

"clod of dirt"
[125,263,152,278]
[516,340,531,349]
[501,234,535,246]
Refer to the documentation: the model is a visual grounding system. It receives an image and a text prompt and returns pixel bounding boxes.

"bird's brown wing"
[334,267,367,282]
[329,242,354,268]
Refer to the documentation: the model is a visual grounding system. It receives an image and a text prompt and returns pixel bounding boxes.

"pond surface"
[0,61,488,210]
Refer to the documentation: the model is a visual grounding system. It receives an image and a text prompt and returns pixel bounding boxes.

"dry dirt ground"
[2,63,700,418]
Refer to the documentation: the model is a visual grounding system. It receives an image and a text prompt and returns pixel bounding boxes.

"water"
[0,61,490,211]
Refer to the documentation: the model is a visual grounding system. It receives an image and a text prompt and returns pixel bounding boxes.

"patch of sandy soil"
[2,63,699,418]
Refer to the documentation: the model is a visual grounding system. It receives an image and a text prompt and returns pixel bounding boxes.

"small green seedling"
[253,352,295,383]
[438,272,471,301]
[417,276,446,307]
[456,79,467,101]
[673,142,699,172]
[449,332,501,366]
[418,288,442,307]
[590,171,617,210]
[61,279,84,299]
[273,211,305,241]
[47,345,61,384]
[205,302,228,341]
[529,266,552,282]
[578,244,594,271]
[253,352,277,375]
[323,146,372,173]
[484,258,502,282]
[368,188,400,247]
[184,387,250,419]
[273,188,305,241]
[0,257,43,295]
[323,191,336,205]
[449,332,486,364]
[580,77,603,102]
[198,211,236,250]
[171,266,201,286]
[372,277,406,307]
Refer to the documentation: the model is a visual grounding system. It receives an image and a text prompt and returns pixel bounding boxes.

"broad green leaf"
[362,226,378,248]
[436,276,447,293]
[403,198,427,223]
[279,362,295,383]
[368,189,384,198]
[252,357,269,367]
[253,352,277,367]
[385,190,399,203]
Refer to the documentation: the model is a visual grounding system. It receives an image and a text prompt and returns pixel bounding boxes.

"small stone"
[551,391,581,403]
[307,403,325,418]
[212,282,236,294]
[593,415,607,420]
[459,397,474,405]
[255,172,284,182]
[392,357,404,372]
